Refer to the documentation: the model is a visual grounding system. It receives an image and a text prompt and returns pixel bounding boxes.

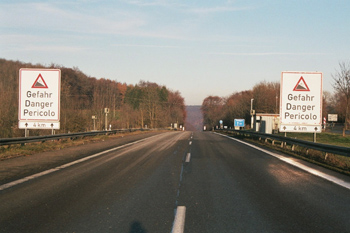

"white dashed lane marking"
[185,153,191,163]
[171,206,186,233]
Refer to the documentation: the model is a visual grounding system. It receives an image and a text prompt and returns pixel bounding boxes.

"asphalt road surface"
[1,131,350,233]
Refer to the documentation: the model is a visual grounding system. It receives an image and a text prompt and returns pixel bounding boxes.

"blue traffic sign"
[234,119,245,127]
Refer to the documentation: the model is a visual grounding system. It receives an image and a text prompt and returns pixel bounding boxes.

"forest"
[0,59,186,138]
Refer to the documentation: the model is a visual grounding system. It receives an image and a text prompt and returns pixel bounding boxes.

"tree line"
[201,81,280,130]
[202,63,350,132]
[0,59,186,138]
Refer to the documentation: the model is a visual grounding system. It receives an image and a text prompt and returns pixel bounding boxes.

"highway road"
[1,131,350,232]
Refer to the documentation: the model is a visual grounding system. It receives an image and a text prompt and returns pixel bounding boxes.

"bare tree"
[252,81,280,114]
[332,62,350,136]
[223,90,253,128]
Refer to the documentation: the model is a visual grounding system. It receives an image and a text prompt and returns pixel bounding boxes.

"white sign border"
[18,68,61,128]
[279,71,323,133]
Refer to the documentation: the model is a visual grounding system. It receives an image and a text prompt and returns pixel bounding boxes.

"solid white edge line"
[215,132,350,190]
[185,153,191,163]
[172,206,186,233]
[0,136,157,191]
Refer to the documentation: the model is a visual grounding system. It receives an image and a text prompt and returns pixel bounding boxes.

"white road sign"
[328,114,338,122]
[19,69,61,129]
[280,71,322,133]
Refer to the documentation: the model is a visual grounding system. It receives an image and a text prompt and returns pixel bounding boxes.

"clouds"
[208,52,329,56]
[0,0,254,42]
[1,2,146,35]
[124,0,254,14]
[188,5,255,14]
[125,0,185,7]
[1,0,350,105]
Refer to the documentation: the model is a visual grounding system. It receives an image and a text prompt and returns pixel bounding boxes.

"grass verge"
[277,132,350,147]
[0,131,151,161]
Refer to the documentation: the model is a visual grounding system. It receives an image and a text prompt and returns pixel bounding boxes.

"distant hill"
[185,105,203,131]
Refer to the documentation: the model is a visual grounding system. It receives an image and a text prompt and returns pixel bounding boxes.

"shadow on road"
[129,221,148,233]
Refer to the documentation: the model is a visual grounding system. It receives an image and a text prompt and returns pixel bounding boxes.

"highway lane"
[0,131,191,233]
[179,132,350,232]
[1,131,350,232]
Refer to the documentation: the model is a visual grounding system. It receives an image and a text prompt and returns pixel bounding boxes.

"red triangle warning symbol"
[32,74,48,88]
[293,76,310,91]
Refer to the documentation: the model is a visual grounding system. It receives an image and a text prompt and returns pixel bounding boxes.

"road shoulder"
[0,131,164,185]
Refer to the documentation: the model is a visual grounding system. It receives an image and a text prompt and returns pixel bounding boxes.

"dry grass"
[277,132,350,147]
[0,131,149,161]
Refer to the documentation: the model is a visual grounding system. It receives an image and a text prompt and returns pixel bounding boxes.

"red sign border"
[293,76,310,91]
[19,68,61,122]
[280,71,323,128]
[31,73,49,88]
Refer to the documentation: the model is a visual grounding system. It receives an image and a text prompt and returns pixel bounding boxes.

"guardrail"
[0,128,153,146]
[219,129,350,157]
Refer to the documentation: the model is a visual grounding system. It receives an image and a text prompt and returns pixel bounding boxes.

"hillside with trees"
[201,81,279,130]
[0,59,186,138]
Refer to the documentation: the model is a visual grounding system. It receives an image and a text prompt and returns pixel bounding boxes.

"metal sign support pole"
[105,113,108,131]
[313,127,318,142]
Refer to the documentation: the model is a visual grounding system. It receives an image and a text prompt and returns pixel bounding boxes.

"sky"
[1,0,350,105]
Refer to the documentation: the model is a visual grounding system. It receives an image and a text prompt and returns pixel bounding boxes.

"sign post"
[104,108,109,131]
[280,72,322,137]
[19,69,61,134]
